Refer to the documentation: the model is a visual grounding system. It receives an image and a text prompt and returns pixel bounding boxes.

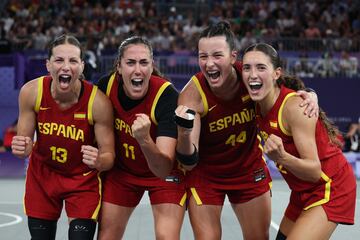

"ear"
[274,67,282,80]
[230,50,238,64]
[46,59,50,72]
[116,62,122,75]
[81,60,85,72]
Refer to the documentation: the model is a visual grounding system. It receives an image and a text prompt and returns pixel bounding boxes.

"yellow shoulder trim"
[278,92,297,136]
[150,81,171,125]
[88,86,98,125]
[34,77,44,113]
[106,73,116,96]
[192,76,208,117]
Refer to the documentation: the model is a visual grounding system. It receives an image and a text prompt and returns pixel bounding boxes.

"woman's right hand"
[11,135,33,158]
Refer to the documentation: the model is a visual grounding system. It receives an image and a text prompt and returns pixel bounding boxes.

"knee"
[68,218,96,240]
[155,226,181,240]
[97,219,126,240]
[193,226,221,240]
[28,217,57,240]
[243,231,269,240]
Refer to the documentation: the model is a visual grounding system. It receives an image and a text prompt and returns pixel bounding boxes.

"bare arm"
[82,89,115,172]
[265,97,321,182]
[175,80,203,170]
[11,80,37,158]
[132,114,177,179]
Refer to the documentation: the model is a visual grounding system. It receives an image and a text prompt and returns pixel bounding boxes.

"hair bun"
[218,21,231,30]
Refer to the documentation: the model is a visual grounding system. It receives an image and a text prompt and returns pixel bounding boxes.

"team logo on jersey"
[270,121,278,129]
[83,170,93,176]
[39,106,51,111]
[74,112,86,120]
[208,104,217,112]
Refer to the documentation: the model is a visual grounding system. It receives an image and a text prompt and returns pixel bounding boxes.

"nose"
[134,63,141,74]
[249,67,257,79]
[61,60,70,71]
[205,57,215,68]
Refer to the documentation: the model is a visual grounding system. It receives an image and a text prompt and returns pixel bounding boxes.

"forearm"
[139,139,174,179]
[96,152,115,172]
[280,153,322,182]
[176,130,195,154]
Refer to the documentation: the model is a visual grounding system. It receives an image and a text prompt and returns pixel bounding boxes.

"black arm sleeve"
[155,84,179,138]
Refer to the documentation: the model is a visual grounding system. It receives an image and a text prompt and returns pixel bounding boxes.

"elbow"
[102,160,114,172]
[150,162,173,180]
[97,152,115,172]
[309,163,322,183]
[154,170,171,180]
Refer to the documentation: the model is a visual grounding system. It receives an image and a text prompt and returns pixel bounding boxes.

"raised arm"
[81,89,115,172]
[132,112,177,179]
[11,80,37,158]
[131,85,179,179]
[175,80,203,171]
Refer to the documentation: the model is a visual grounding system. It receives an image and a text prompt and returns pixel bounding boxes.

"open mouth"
[249,82,263,90]
[207,71,220,79]
[59,75,71,88]
[131,78,143,87]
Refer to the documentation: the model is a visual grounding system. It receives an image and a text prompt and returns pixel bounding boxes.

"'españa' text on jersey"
[114,118,133,137]
[30,75,97,176]
[37,122,85,142]
[208,108,256,133]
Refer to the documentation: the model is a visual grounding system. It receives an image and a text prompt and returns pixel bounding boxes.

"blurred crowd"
[290,50,358,78]
[1,0,360,54]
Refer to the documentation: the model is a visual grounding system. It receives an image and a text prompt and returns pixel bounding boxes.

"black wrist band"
[176,144,199,166]
[174,109,195,129]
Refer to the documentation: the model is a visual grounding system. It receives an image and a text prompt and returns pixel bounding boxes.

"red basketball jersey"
[188,61,268,188]
[257,85,349,191]
[30,76,97,175]
[106,73,178,179]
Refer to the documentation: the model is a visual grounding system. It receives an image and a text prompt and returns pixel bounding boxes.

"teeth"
[249,82,262,90]
[208,71,220,79]
[59,75,71,83]
[131,78,143,87]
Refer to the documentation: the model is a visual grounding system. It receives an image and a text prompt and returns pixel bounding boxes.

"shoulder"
[96,73,113,93]
[282,95,304,117]
[94,86,112,108]
[18,77,43,110]
[92,87,113,121]
[20,77,42,97]
[178,78,202,111]
[283,95,317,130]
